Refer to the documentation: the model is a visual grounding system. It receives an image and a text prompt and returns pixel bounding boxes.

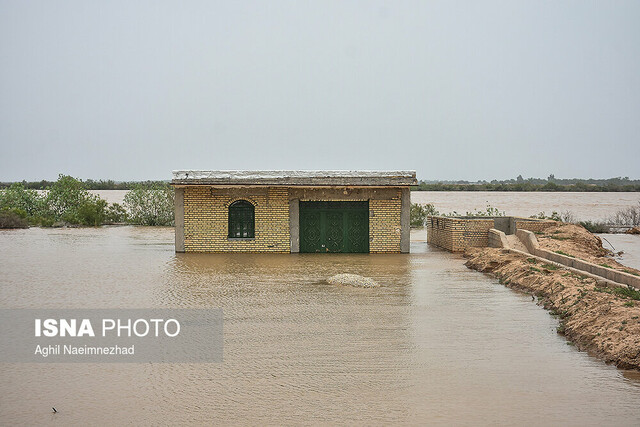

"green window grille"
[228,200,255,238]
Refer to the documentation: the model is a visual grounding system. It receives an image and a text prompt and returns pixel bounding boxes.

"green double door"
[299,201,369,253]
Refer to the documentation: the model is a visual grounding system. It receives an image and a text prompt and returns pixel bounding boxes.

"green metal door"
[299,201,369,253]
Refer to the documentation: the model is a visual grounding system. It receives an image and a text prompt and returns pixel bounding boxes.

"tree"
[0,183,45,217]
[410,203,439,227]
[124,183,174,226]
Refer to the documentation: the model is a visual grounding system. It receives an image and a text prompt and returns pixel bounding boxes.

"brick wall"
[369,191,402,253]
[183,187,290,253]
[427,216,556,252]
[181,186,404,253]
[427,217,494,252]
[427,216,455,251]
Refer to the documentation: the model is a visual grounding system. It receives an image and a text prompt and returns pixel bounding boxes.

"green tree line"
[0,175,173,228]
[413,175,640,191]
[0,179,168,190]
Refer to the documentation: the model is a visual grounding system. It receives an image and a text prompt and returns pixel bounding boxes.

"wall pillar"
[289,198,299,253]
[400,187,410,253]
[174,188,185,253]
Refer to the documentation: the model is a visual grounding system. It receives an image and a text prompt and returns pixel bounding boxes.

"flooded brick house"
[171,170,416,253]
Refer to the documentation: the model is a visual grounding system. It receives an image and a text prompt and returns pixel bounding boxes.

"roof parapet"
[171,170,417,187]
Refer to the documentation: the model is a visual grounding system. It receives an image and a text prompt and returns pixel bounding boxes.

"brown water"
[1,227,640,425]
[92,190,640,222]
[412,191,640,221]
[599,233,640,270]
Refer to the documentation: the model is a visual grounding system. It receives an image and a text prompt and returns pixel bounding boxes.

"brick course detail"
[181,187,405,253]
[184,187,290,253]
[427,216,555,252]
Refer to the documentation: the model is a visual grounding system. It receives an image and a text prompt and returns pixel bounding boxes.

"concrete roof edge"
[170,170,417,186]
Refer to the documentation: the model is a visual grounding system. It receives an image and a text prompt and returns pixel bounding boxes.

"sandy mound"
[327,274,380,288]
[535,223,640,276]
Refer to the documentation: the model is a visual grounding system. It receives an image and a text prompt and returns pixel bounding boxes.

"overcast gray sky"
[1,0,638,181]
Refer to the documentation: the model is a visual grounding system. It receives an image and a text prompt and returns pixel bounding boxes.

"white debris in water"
[327,274,379,288]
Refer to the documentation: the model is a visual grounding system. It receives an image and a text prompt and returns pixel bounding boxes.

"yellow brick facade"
[369,191,402,253]
[184,187,290,253]
[427,216,556,252]
[181,186,405,253]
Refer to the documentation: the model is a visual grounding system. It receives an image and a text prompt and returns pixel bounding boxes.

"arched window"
[228,200,255,238]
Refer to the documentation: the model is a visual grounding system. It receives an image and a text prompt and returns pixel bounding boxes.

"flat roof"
[171,170,417,186]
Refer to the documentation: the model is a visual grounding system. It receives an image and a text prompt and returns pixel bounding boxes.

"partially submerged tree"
[124,183,174,226]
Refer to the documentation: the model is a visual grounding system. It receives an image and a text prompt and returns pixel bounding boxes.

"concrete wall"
[517,229,640,289]
[488,229,509,248]
[174,188,185,253]
[400,188,410,253]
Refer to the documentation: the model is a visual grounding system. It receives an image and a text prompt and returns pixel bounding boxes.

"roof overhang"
[171,170,417,187]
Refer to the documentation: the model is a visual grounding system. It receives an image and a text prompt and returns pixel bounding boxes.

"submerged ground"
[465,224,640,370]
[1,227,639,425]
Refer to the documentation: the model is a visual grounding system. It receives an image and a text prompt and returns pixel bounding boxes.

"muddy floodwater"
[1,227,640,425]
[93,190,640,222]
[412,191,640,221]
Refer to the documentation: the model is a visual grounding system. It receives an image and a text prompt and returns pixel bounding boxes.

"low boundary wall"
[517,229,640,290]
[427,216,555,252]
[488,229,509,248]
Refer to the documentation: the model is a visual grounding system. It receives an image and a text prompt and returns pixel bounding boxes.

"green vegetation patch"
[410,203,439,227]
[578,221,610,233]
[614,286,640,301]
[554,250,575,258]
[0,209,29,228]
[549,235,570,241]
[594,286,640,301]
[0,175,174,228]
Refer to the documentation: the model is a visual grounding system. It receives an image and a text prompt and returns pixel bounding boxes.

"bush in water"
[410,203,439,227]
[124,183,174,226]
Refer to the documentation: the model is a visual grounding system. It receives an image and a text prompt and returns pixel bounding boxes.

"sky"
[1,0,639,182]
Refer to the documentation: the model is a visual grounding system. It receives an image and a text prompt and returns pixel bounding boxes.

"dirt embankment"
[535,223,640,276]
[464,224,640,370]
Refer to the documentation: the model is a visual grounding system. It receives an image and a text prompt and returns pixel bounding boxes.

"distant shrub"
[124,183,174,226]
[445,204,505,217]
[0,183,46,217]
[463,204,505,217]
[530,210,574,222]
[410,203,439,227]
[46,174,92,219]
[75,196,109,226]
[0,174,175,227]
[609,202,640,227]
[0,208,29,229]
[579,221,610,233]
[42,175,111,226]
[105,202,128,224]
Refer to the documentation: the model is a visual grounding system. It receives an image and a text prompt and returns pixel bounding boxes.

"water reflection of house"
[171,170,416,253]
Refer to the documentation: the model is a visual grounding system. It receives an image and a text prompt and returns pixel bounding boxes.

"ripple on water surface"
[0,227,639,425]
